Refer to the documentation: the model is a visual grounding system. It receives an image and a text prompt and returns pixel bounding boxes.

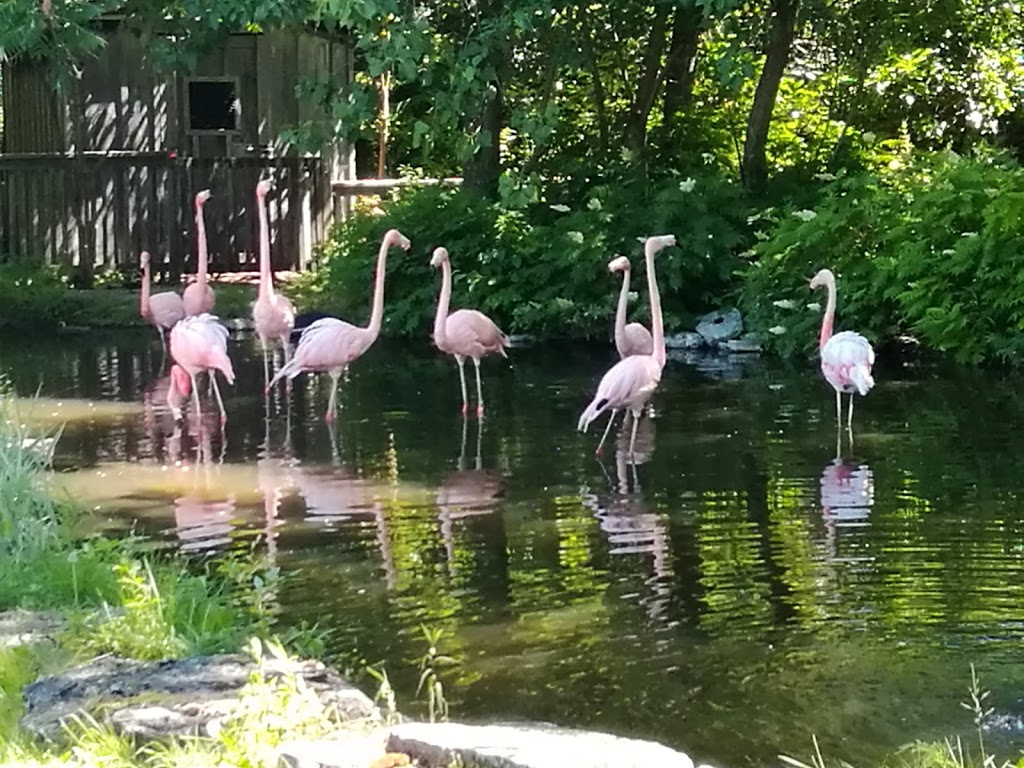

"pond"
[4,327,1024,767]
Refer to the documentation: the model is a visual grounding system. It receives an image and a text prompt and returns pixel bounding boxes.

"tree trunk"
[627,4,672,153]
[741,0,799,192]
[376,71,391,177]
[662,2,704,126]
[464,80,504,197]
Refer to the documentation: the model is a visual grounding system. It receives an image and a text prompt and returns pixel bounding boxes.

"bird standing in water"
[268,229,411,422]
[251,180,295,387]
[183,190,215,316]
[809,267,875,435]
[608,255,653,359]
[139,250,184,358]
[578,234,675,459]
[430,246,510,417]
[168,314,235,424]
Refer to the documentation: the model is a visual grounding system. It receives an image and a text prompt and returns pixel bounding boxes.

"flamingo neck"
[433,259,452,347]
[614,268,630,350]
[645,243,665,369]
[366,235,390,337]
[820,280,836,349]
[257,194,274,301]
[140,262,151,317]
[195,203,209,284]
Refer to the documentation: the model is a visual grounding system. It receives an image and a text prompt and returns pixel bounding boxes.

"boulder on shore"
[22,653,379,742]
[696,309,743,345]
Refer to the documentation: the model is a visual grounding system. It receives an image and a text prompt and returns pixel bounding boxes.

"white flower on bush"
[772,299,797,310]
[549,204,570,213]
[863,131,877,144]
[813,172,837,181]
[678,177,696,193]
[807,302,820,311]
[962,231,978,238]
[792,209,817,222]
[768,325,787,335]
[754,230,769,241]
[567,231,585,244]
[587,198,602,211]
[942,248,955,256]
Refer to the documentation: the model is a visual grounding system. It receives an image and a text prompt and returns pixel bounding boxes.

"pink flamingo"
[578,234,675,458]
[430,246,510,417]
[251,180,295,385]
[608,255,653,358]
[182,190,215,316]
[268,228,411,422]
[139,250,184,356]
[168,314,235,423]
[809,268,875,433]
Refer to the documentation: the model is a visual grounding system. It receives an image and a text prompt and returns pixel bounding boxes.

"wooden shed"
[0,19,354,280]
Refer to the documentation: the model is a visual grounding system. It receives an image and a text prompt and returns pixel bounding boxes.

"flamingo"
[430,246,510,417]
[609,255,653,358]
[139,250,184,356]
[267,228,411,422]
[578,234,675,459]
[809,268,875,433]
[182,190,215,316]
[168,314,235,423]
[251,180,295,386]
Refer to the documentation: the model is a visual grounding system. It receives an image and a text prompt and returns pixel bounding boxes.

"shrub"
[741,150,1024,364]
[294,174,755,340]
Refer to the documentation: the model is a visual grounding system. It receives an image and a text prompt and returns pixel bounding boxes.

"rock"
[0,610,65,649]
[22,653,379,742]
[386,721,695,768]
[278,726,395,768]
[722,334,762,354]
[664,332,705,350]
[506,334,535,348]
[696,308,743,345]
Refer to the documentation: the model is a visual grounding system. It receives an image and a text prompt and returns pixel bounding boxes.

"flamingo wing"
[280,318,371,377]
[821,330,875,395]
[620,322,653,357]
[578,355,661,431]
[445,309,510,358]
[169,314,234,382]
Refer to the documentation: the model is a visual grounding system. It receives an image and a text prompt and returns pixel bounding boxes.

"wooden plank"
[225,35,259,147]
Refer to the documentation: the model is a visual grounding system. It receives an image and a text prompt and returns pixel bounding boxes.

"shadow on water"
[7,328,1024,764]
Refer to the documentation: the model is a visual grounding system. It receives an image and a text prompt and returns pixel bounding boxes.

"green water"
[4,328,1024,767]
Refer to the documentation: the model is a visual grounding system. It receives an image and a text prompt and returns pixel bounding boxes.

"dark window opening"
[188,80,238,132]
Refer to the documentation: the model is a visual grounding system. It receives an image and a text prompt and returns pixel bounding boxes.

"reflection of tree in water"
[581,414,671,624]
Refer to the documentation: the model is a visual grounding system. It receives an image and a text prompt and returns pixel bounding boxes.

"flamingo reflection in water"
[581,415,671,623]
[437,417,504,574]
[292,420,397,588]
[819,453,874,565]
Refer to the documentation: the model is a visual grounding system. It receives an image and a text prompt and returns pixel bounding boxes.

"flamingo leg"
[835,389,842,432]
[595,410,617,456]
[189,372,201,425]
[158,327,168,362]
[325,370,341,422]
[455,355,469,416]
[473,357,485,417]
[281,339,293,397]
[210,373,227,424]
[847,394,855,431]
[627,408,642,461]
[260,337,270,389]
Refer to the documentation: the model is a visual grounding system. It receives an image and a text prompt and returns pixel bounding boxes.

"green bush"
[295,174,754,340]
[741,150,1024,364]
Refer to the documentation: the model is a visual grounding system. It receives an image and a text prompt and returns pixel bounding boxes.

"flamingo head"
[607,255,630,273]
[140,251,151,270]
[430,247,449,268]
[195,189,212,208]
[645,234,677,255]
[385,229,411,251]
[256,179,273,198]
[809,268,835,290]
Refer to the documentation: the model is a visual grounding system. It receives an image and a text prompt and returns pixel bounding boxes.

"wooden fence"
[0,152,332,279]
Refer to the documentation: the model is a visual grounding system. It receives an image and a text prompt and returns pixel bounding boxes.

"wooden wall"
[0,25,352,274]
[0,154,332,278]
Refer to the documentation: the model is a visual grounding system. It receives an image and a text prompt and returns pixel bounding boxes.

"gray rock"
[386,721,695,768]
[506,334,535,348]
[22,653,379,742]
[722,334,762,354]
[0,610,65,649]
[664,332,705,350]
[278,726,392,768]
[696,308,743,344]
